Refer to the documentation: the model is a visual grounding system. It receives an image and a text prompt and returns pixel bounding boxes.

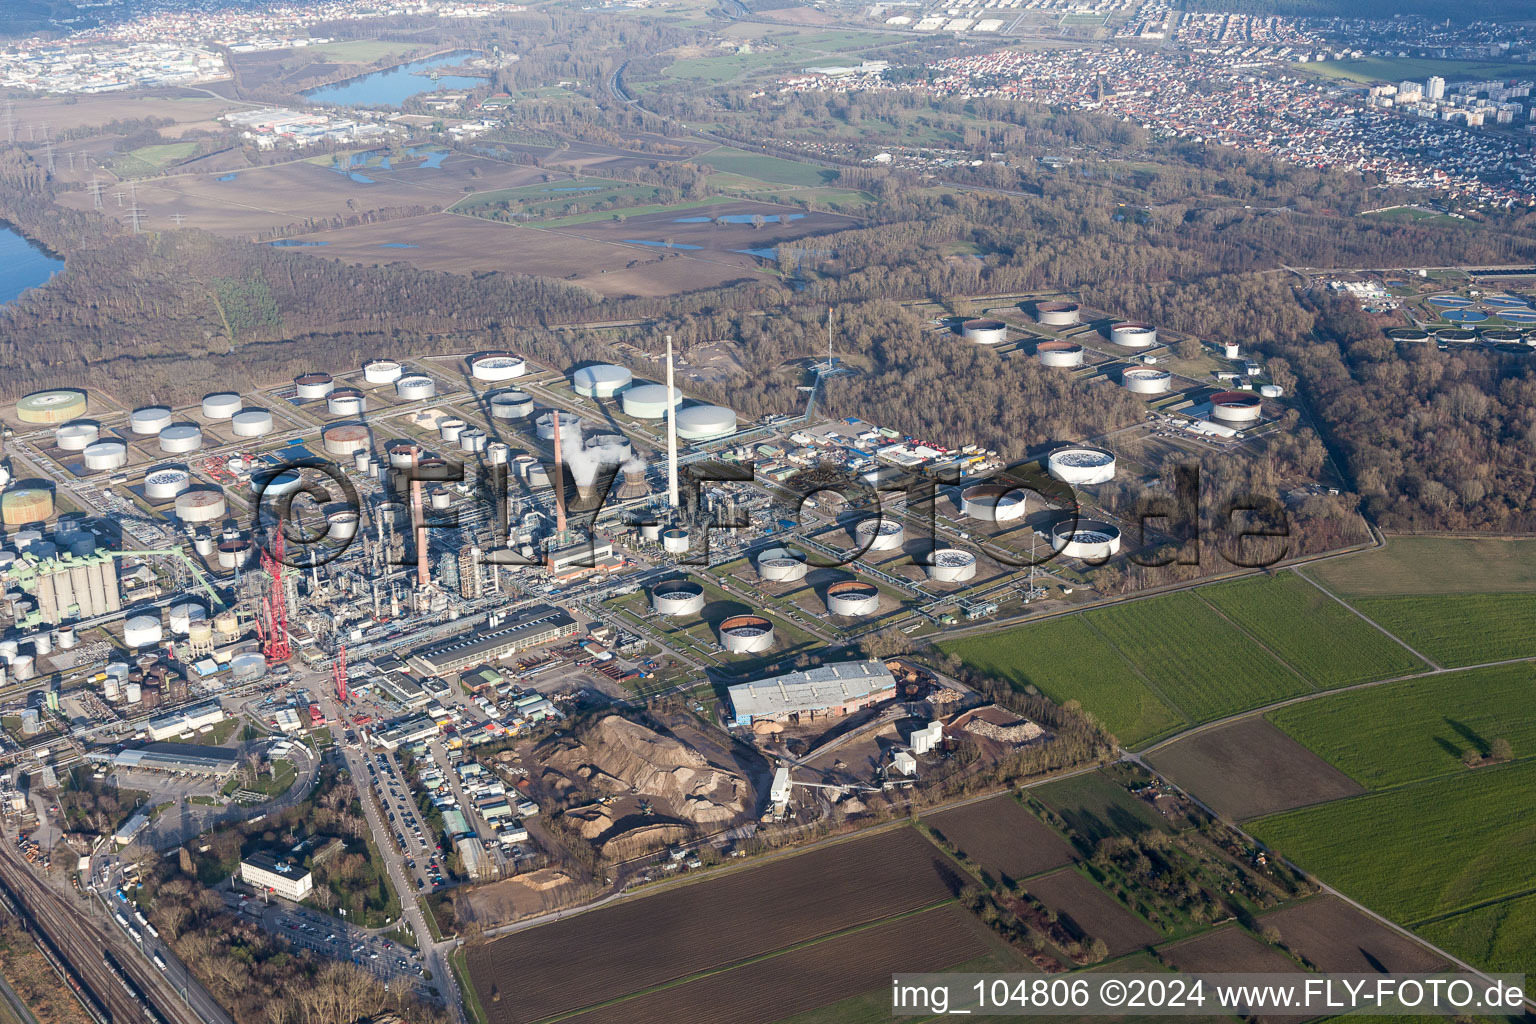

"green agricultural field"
[111,141,198,174]
[1249,759,1536,923]
[450,181,666,218]
[696,147,838,187]
[302,40,415,64]
[936,616,1183,747]
[1267,664,1536,789]
[1031,768,1171,846]
[1302,56,1536,86]
[1198,572,1424,687]
[1087,592,1310,723]
[1308,538,1536,596]
[1349,594,1536,668]
[1417,892,1536,998]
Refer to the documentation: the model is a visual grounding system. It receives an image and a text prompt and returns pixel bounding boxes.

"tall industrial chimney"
[552,409,568,536]
[410,452,429,588]
[666,335,679,509]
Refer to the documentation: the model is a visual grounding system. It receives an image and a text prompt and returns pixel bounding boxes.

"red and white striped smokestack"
[411,451,429,588]
[552,409,567,536]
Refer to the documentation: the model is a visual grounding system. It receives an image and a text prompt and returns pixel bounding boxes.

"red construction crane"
[334,644,348,703]
[258,529,291,664]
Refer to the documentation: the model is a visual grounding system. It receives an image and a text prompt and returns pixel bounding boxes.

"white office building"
[240,852,313,902]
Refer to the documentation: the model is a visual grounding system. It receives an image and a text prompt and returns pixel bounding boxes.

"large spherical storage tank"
[1,488,53,526]
[572,364,633,399]
[1047,445,1117,486]
[661,527,691,554]
[826,580,879,617]
[323,423,371,457]
[1109,322,1158,348]
[960,484,1026,523]
[854,518,904,552]
[55,421,100,451]
[756,547,807,583]
[490,391,534,420]
[129,406,173,435]
[470,352,527,382]
[926,548,977,583]
[201,392,242,419]
[175,488,227,524]
[1036,301,1081,327]
[82,439,128,472]
[535,412,583,443]
[674,405,737,441]
[328,388,367,415]
[144,467,192,500]
[123,614,163,648]
[1209,391,1263,424]
[719,614,775,654]
[231,409,275,437]
[294,372,334,400]
[651,579,705,616]
[960,318,1008,345]
[158,424,203,454]
[395,375,436,401]
[1037,340,1085,368]
[363,359,403,385]
[17,390,87,425]
[621,383,681,419]
[1051,519,1122,560]
[1121,367,1171,395]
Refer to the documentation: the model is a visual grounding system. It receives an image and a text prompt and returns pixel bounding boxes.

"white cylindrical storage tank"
[32,632,52,656]
[353,451,370,472]
[168,601,204,635]
[487,442,509,466]
[395,375,436,400]
[102,674,121,701]
[1035,301,1081,327]
[1051,519,1122,560]
[187,618,213,649]
[158,424,203,454]
[1036,340,1084,367]
[469,352,527,382]
[926,548,977,583]
[251,468,303,501]
[535,412,583,443]
[1222,342,1241,359]
[439,419,466,443]
[572,364,633,399]
[326,509,359,540]
[460,428,487,453]
[1047,446,1117,486]
[854,518,904,552]
[660,527,690,554]
[524,464,551,488]
[1110,322,1159,348]
[82,440,128,472]
[176,488,227,524]
[1259,384,1284,399]
[719,615,775,654]
[328,388,367,415]
[55,421,100,451]
[429,489,451,511]
[124,614,163,648]
[129,406,173,435]
[960,318,1008,345]
[217,537,252,569]
[201,393,242,419]
[322,423,371,457]
[9,655,34,682]
[1121,367,1171,395]
[363,359,402,385]
[826,581,879,616]
[620,383,681,419]
[650,579,705,616]
[231,408,274,437]
[639,522,663,543]
[674,405,736,441]
[230,651,267,681]
[57,625,77,649]
[756,548,807,583]
[387,443,422,470]
[125,681,142,704]
[294,372,334,400]
[144,467,192,500]
[959,484,1026,523]
[1209,390,1263,424]
[490,391,534,420]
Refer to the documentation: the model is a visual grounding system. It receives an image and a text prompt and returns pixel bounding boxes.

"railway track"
[0,841,196,1024]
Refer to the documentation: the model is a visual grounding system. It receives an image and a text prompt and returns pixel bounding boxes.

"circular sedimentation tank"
[1109,322,1158,348]
[959,318,1008,345]
[1035,301,1081,327]
[650,579,705,616]
[925,547,977,583]
[470,352,527,382]
[1046,445,1116,486]
[826,580,880,616]
[1481,328,1523,345]
[1209,390,1263,424]
[17,390,87,425]
[719,614,775,654]
[620,383,681,419]
[1387,327,1430,343]
[1051,519,1122,560]
[1435,328,1477,344]
[1036,340,1085,367]
[572,364,634,399]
